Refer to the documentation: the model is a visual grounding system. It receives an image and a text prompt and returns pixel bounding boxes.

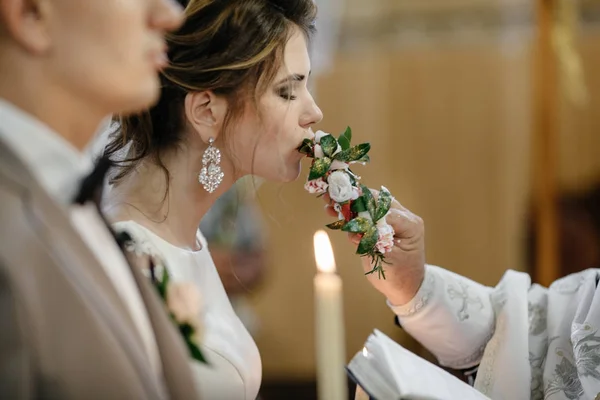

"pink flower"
[304,177,328,195]
[166,282,203,340]
[375,222,395,254]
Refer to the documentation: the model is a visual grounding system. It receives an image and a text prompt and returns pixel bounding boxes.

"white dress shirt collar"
[0,98,93,205]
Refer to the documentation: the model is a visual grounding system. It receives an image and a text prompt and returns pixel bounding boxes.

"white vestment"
[390,265,600,400]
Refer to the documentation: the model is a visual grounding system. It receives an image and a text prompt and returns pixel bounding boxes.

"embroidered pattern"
[447,281,484,321]
[529,350,546,400]
[474,313,505,396]
[529,301,547,336]
[528,293,549,400]
[550,270,592,295]
[545,326,600,399]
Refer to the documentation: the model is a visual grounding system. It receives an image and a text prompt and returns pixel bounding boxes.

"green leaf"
[179,323,208,364]
[338,126,352,151]
[188,340,208,364]
[341,217,372,233]
[297,138,314,156]
[326,220,346,230]
[374,186,393,221]
[360,185,377,220]
[357,226,378,255]
[351,196,368,213]
[347,172,357,186]
[334,143,371,162]
[345,126,353,142]
[156,264,170,300]
[364,254,387,280]
[356,155,370,164]
[308,157,332,180]
[320,134,338,157]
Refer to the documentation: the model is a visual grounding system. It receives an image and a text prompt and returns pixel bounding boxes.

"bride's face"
[229,27,323,182]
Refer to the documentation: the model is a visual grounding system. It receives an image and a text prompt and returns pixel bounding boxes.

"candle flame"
[314,230,336,274]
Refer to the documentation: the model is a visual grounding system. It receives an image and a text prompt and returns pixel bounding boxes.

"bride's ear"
[184,91,227,142]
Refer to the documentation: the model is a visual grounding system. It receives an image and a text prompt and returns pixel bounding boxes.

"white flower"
[375,221,395,254]
[327,170,355,203]
[166,282,203,338]
[314,144,325,158]
[121,234,167,279]
[304,177,328,194]
[315,130,327,144]
[330,159,349,171]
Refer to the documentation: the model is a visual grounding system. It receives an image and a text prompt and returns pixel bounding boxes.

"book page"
[373,330,490,400]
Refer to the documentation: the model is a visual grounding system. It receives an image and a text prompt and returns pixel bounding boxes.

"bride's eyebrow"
[274,72,309,86]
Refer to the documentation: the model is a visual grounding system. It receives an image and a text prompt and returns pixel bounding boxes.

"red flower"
[340,202,354,221]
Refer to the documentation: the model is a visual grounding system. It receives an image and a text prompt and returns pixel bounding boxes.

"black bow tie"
[73,155,112,206]
[71,155,132,248]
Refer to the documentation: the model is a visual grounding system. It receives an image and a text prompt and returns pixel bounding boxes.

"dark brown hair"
[104,0,317,183]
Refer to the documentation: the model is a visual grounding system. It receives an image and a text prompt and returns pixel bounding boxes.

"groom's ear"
[0,0,52,53]
[184,91,227,143]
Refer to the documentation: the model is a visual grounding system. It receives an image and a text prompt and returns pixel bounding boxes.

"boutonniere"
[298,128,395,279]
[122,234,207,364]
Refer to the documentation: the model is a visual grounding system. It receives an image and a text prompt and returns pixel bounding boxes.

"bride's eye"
[277,86,297,101]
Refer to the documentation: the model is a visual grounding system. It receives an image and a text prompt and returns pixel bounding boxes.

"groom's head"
[0,0,184,118]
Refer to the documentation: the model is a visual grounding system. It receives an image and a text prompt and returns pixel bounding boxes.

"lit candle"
[313,230,348,400]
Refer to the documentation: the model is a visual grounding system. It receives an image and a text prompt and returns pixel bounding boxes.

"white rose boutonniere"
[121,233,207,363]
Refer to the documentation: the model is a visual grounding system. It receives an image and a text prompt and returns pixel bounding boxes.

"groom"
[0,0,197,398]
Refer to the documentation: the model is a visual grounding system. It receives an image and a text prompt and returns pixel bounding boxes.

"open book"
[346,330,491,400]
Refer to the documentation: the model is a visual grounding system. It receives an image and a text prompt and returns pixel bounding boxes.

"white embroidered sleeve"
[387,265,495,369]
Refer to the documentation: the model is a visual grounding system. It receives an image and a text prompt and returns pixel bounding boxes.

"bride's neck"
[105,147,235,250]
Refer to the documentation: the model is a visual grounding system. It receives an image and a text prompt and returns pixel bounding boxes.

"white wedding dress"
[113,220,262,400]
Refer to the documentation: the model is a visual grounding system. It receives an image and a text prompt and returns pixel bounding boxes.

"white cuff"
[387,264,436,317]
[386,265,495,369]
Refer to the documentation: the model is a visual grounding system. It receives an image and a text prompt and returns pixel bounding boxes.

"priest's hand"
[324,189,426,306]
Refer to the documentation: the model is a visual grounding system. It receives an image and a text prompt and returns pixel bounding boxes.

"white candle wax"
[314,231,348,400]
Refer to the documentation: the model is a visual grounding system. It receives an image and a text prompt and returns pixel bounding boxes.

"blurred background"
[201,0,600,398]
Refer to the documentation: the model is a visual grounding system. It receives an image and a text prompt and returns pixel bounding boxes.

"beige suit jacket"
[0,137,198,399]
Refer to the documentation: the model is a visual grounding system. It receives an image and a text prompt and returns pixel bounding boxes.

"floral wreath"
[298,128,395,279]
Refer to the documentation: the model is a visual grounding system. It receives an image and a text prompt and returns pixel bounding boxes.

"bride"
[99,0,322,398]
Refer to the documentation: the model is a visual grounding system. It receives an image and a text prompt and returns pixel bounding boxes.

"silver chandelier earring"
[198,138,224,193]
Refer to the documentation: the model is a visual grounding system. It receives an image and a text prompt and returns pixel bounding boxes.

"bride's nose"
[300,95,323,128]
